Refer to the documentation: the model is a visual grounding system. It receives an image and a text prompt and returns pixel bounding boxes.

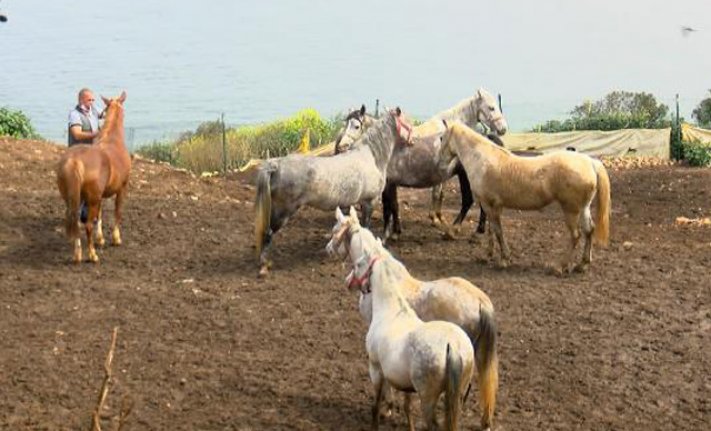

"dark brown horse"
[56,91,130,263]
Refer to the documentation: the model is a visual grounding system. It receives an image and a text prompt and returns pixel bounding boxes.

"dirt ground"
[0,137,709,431]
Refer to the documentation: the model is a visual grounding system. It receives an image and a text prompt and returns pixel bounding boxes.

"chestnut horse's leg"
[95,206,105,247]
[84,199,101,263]
[112,186,127,246]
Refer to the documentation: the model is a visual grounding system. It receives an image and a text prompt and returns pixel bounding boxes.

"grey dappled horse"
[333,89,508,242]
[334,105,378,155]
[254,108,411,276]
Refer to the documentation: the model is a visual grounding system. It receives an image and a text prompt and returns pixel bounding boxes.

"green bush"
[136,140,176,164]
[171,109,342,173]
[0,107,40,139]
[692,90,711,127]
[532,91,670,132]
[680,139,711,167]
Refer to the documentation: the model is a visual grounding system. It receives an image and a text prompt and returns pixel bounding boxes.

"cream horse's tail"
[254,168,273,257]
[475,307,498,430]
[593,159,611,246]
[444,343,464,431]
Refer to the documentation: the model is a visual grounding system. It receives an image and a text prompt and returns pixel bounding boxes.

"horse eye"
[354,125,360,130]
[489,106,495,112]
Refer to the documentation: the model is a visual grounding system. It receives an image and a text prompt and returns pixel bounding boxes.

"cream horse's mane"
[451,121,511,157]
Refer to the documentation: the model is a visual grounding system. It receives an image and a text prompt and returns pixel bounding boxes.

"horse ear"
[336,207,346,223]
[395,106,402,116]
[442,119,448,129]
[348,206,360,223]
[360,104,366,116]
[119,91,127,103]
[476,88,484,98]
[101,95,111,106]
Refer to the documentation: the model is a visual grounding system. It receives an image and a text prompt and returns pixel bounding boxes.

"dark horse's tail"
[254,167,273,258]
[57,157,84,240]
[474,306,498,430]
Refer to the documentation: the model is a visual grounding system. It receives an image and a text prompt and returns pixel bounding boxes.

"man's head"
[77,88,95,109]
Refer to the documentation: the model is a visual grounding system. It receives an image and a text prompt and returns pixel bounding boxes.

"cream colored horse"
[438,121,611,273]
[327,207,497,431]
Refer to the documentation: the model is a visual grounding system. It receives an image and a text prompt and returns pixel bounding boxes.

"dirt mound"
[1,137,709,430]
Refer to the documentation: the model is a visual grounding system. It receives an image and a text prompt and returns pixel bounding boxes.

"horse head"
[335,104,368,153]
[473,88,507,136]
[99,91,127,125]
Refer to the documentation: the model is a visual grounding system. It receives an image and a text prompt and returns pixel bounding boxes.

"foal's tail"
[254,168,273,257]
[57,158,84,239]
[593,159,611,246]
[444,343,464,431]
[474,307,499,430]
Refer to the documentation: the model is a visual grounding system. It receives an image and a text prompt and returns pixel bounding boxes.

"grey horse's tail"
[474,307,498,430]
[254,168,273,258]
[444,343,464,431]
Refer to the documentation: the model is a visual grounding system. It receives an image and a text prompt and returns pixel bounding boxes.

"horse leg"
[369,367,386,431]
[259,208,291,277]
[576,204,595,272]
[453,166,474,228]
[488,208,510,267]
[391,186,402,237]
[403,392,415,431]
[381,184,395,242]
[476,204,488,234]
[419,389,441,431]
[559,209,582,274]
[429,184,444,225]
[112,186,127,246]
[84,198,101,263]
[95,206,105,247]
[362,200,374,229]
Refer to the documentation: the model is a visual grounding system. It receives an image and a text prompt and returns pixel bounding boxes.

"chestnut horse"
[56,91,130,263]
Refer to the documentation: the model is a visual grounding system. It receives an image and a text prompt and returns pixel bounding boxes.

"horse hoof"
[574,263,589,273]
[441,230,456,241]
[111,239,122,247]
[258,266,270,278]
[87,253,99,263]
[469,234,483,245]
[96,238,106,248]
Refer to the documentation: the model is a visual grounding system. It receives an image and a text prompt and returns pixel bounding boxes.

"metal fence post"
[221,113,227,174]
[374,99,380,118]
[498,93,503,113]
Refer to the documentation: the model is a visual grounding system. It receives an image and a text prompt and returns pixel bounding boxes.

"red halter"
[347,256,380,293]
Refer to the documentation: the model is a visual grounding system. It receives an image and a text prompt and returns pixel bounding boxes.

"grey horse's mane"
[432,95,477,124]
[353,112,398,172]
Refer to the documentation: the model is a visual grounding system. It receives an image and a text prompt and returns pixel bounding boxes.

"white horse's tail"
[474,307,498,430]
[254,168,273,257]
[444,343,464,431]
[592,159,611,246]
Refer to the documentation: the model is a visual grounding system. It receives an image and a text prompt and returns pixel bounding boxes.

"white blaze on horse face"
[338,117,365,150]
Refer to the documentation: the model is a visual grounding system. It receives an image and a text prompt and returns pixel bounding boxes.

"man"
[67,88,104,223]
[68,88,102,146]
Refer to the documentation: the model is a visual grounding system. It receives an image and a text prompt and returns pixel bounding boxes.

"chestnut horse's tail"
[254,168,273,257]
[474,307,498,430]
[593,159,611,246]
[58,158,84,239]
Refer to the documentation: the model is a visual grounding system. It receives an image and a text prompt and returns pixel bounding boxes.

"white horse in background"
[327,207,498,431]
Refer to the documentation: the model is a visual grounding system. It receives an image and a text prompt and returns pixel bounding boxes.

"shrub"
[0,107,40,139]
[532,91,671,132]
[692,90,711,128]
[681,139,711,167]
[173,109,342,173]
[136,140,176,164]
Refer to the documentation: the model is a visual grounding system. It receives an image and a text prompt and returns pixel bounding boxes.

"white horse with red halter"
[328,207,474,431]
[327,207,499,431]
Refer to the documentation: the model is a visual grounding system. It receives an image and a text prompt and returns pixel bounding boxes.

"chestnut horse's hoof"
[258,265,270,278]
[87,252,99,263]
